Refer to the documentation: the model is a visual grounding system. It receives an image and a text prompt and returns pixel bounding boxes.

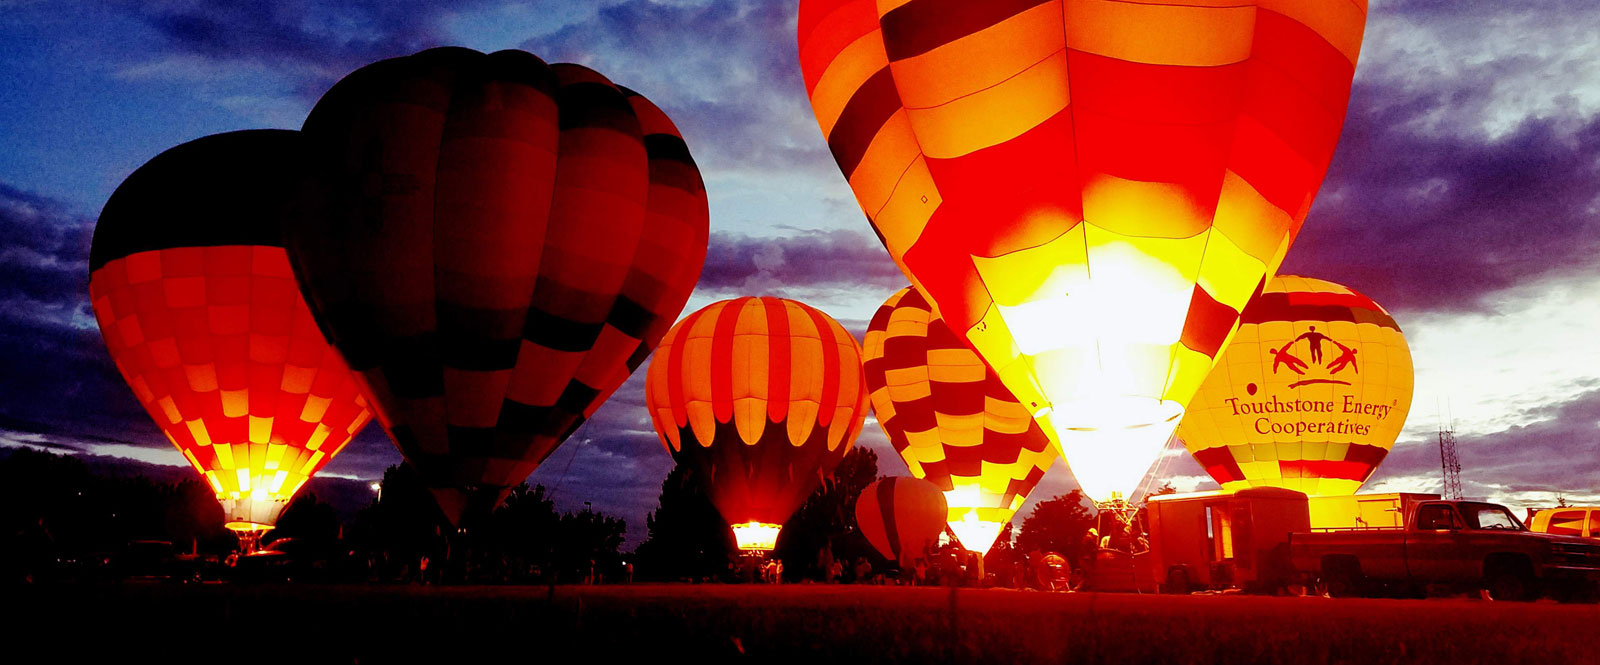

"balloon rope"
[545,424,589,501]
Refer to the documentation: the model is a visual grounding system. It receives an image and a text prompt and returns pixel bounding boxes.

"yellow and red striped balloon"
[89,130,373,533]
[863,286,1054,553]
[646,297,869,551]
[286,48,709,525]
[799,0,1367,504]
[1178,276,1413,495]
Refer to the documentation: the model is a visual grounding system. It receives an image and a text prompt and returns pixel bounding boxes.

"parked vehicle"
[1528,507,1600,538]
[1145,487,1308,593]
[1307,492,1440,530]
[1288,500,1600,601]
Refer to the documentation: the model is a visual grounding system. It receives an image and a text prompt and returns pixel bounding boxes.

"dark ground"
[13,584,1595,664]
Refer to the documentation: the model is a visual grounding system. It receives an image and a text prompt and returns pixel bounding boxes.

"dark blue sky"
[3,1,1598,546]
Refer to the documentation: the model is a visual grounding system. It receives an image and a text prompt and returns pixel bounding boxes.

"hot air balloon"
[88,130,373,548]
[863,286,1055,554]
[1177,276,1413,495]
[856,477,948,565]
[799,0,1367,508]
[646,297,869,552]
[284,47,709,525]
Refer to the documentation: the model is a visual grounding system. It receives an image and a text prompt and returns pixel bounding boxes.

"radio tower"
[1438,420,1463,501]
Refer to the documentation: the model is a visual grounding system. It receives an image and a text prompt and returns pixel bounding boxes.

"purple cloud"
[1286,77,1600,314]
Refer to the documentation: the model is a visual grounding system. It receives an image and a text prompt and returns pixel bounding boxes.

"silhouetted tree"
[1016,490,1096,566]
[0,448,234,581]
[634,463,734,581]
[348,464,450,579]
[555,506,626,583]
[272,492,341,551]
[774,447,882,580]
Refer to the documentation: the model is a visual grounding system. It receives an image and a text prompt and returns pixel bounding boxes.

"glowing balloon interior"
[89,130,373,534]
[799,0,1368,503]
[1178,276,1414,495]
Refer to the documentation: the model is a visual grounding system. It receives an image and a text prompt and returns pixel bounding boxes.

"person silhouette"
[1327,344,1359,374]
[1270,346,1309,375]
[1294,326,1332,364]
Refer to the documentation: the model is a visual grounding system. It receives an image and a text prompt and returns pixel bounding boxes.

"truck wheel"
[1322,563,1363,598]
[1481,570,1533,602]
[1164,568,1190,595]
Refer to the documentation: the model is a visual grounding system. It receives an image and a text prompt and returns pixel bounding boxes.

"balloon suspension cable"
[1130,435,1181,504]
[235,529,265,556]
[544,429,589,502]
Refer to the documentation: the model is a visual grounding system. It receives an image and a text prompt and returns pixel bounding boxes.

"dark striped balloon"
[856,476,947,564]
[863,286,1054,554]
[285,47,709,525]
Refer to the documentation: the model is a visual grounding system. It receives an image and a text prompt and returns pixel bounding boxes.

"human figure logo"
[1270,325,1359,388]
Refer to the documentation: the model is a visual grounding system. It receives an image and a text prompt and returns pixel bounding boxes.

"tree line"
[3,445,1145,587]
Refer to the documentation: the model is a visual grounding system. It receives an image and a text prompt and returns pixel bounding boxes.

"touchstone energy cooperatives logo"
[1223,325,1397,439]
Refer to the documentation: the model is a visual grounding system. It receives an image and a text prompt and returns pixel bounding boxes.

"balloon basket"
[1095,496,1136,520]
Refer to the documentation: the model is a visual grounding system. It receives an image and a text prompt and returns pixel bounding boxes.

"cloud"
[1286,84,1600,314]
[523,0,825,176]
[0,184,153,439]
[697,228,904,301]
[1282,0,1600,315]
[1371,384,1600,495]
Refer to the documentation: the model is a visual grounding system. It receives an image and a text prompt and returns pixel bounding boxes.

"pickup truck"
[1288,500,1600,601]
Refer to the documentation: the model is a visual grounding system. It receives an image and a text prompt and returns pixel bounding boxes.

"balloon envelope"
[646,297,868,551]
[89,130,373,531]
[1178,276,1413,495]
[286,47,709,525]
[863,286,1054,554]
[799,0,1367,503]
[856,476,948,563]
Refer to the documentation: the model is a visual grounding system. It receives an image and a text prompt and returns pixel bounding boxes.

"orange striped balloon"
[1178,276,1413,495]
[89,130,373,533]
[863,286,1054,554]
[799,0,1367,504]
[646,297,869,551]
[286,48,709,525]
[856,476,948,564]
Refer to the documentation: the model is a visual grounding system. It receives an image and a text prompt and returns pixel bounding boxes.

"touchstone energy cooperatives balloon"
[646,297,869,552]
[798,0,1368,506]
[284,47,709,526]
[863,286,1055,554]
[88,130,373,543]
[856,476,948,566]
[1178,276,1414,495]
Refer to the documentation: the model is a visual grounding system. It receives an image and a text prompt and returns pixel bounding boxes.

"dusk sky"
[3,0,1598,547]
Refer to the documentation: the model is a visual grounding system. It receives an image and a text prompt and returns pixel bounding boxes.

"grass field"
[14,584,1595,664]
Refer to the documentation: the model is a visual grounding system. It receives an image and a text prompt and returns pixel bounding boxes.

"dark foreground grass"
[13,584,1595,664]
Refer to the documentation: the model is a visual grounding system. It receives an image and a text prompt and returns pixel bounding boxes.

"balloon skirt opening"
[732,522,782,552]
[1047,397,1182,505]
[948,518,1004,555]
